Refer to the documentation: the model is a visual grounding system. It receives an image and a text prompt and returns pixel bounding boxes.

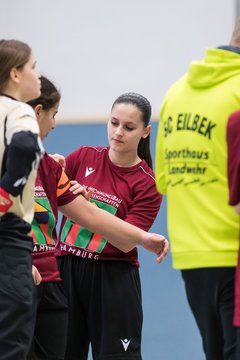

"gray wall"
[0,0,236,120]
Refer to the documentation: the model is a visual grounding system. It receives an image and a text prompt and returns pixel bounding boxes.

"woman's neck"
[0,92,17,101]
[2,84,20,101]
[108,148,141,167]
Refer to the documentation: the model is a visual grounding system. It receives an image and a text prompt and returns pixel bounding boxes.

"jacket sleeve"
[227,111,240,205]
[1,131,43,196]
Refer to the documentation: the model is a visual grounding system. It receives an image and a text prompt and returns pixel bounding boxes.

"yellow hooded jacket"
[155,48,240,269]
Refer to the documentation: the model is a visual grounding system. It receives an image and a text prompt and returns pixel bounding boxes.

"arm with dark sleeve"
[0,131,42,198]
[124,179,162,231]
[227,111,240,206]
[56,166,77,206]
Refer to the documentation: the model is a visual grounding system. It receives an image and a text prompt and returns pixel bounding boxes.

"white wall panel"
[0,0,235,120]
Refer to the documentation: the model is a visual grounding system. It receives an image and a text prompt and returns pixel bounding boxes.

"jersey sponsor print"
[60,199,116,253]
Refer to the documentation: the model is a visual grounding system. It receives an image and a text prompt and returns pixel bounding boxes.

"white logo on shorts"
[121,339,131,351]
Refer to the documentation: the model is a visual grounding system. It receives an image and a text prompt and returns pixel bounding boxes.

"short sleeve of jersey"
[57,168,77,206]
[65,147,84,179]
[43,154,77,207]
[227,110,240,205]
[124,165,162,231]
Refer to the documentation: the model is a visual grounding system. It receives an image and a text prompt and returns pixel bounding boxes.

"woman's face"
[107,103,150,155]
[36,102,59,140]
[17,53,41,102]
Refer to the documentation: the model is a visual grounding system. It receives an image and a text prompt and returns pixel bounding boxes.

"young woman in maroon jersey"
[57,92,163,360]
[27,81,168,360]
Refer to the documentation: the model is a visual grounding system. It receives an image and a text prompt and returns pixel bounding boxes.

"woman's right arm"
[59,194,168,263]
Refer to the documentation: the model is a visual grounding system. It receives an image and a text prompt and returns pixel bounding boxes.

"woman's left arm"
[125,180,162,231]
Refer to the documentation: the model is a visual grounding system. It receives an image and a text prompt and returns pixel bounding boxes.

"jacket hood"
[187,48,240,89]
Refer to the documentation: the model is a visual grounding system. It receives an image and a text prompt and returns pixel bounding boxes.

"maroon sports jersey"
[32,153,76,282]
[57,146,162,267]
[227,110,240,326]
[227,110,240,206]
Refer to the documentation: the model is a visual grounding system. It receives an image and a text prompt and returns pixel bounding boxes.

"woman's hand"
[235,202,240,214]
[69,180,93,200]
[32,265,42,286]
[142,233,169,264]
[50,153,66,169]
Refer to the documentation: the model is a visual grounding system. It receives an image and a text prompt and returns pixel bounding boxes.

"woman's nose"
[115,126,123,136]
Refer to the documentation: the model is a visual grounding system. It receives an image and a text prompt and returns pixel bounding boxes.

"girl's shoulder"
[138,160,156,181]
[68,145,109,160]
[39,152,63,176]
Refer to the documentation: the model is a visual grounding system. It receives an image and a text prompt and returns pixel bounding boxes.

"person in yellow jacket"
[155,18,240,360]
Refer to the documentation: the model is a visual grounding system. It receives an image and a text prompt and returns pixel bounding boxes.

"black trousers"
[181,268,237,360]
[236,328,240,360]
[0,245,36,360]
[27,281,68,360]
[58,256,143,360]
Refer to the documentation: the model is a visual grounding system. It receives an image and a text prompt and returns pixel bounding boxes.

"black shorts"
[58,255,143,360]
[0,245,36,360]
[27,281,68,360]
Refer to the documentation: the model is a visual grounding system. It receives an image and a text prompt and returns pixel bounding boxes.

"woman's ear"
[142,124,151,139]
[34,104,43,118]
[9,67,21,84]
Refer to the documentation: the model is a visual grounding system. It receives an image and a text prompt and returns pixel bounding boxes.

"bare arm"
[32,265,42,286]
[235,202,240,214]
[59,194,168,263]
